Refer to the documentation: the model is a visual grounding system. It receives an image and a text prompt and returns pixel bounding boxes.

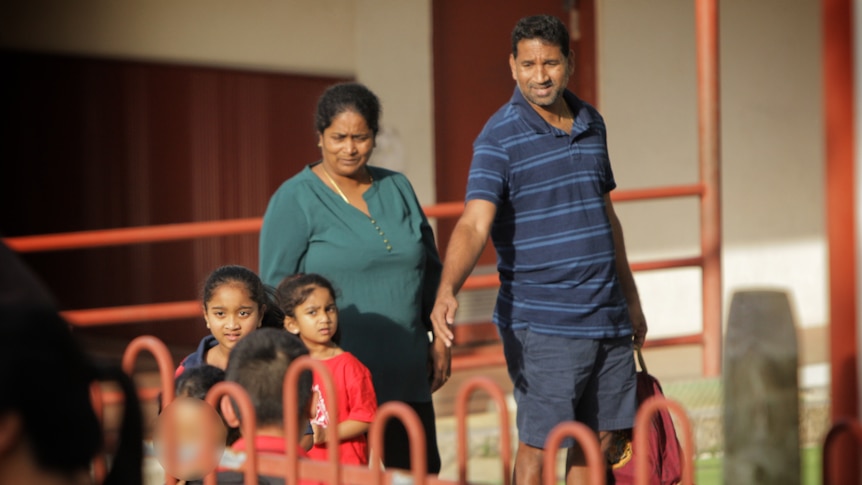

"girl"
[277,273,377,466]
[176,265,282,377]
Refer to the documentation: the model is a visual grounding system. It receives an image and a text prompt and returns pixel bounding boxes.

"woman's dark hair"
[275,273,340,344]
[201,265,283,329]
[511,14,570,58]
[315,82,381,136]
[0,306,143,485]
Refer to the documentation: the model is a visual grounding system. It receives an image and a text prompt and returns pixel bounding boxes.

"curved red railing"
[204,382,260,485]
[455,376,513,485]
[633,396,696,485]
[107,338,701,485]
[543,421,606,485]
[368,402,429,485]
[89,382,108,484]
[282,356,342,485]
[822,419,862,485]
[121,335,176,408]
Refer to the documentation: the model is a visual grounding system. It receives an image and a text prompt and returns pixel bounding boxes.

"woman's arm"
[259,188,310,287]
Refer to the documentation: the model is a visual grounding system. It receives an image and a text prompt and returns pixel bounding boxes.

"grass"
[695,447,822,485]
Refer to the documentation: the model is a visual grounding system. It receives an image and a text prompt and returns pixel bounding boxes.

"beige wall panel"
[0,0,356,76]
[355,0,436,205]
[598,0,825,335]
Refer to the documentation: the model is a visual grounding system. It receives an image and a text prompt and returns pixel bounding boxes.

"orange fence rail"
[3,180,721,376]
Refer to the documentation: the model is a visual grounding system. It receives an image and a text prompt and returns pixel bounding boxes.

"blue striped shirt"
[466,88,631,338]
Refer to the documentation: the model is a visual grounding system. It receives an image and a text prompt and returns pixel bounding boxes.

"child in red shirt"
[277,274,377,466]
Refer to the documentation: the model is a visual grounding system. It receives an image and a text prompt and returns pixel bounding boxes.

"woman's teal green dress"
[259,164,442,405]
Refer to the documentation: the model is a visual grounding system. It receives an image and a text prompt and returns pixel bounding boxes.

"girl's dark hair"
[511,14,570,58]
[201,265,284,329]
[315,82,381,136]
[275,273,340,344]
[0,306,143,485]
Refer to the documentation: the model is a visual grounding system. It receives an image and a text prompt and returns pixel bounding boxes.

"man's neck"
[530,97,573,132]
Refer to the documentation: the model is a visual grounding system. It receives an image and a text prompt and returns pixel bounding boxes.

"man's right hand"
[430,291,459,348]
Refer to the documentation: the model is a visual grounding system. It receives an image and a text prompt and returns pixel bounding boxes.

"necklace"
[320,163,372,204]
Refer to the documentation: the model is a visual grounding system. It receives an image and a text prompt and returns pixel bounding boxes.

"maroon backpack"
[608,351,683,485]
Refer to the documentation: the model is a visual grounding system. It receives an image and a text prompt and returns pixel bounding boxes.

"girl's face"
[203,283,263,353]
[284,286,338,346]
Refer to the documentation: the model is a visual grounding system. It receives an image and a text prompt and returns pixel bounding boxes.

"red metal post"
[454,377,513,485]
[204,382,260,485]
[542,422,605,485]
[121,336,176,408]
[695,0,723,377]
[283,356,342,485]
[89,382,108,484]
[369,402,428,485]
[822,0,859,482]
[822,420,862,484]
[633,397,695,485]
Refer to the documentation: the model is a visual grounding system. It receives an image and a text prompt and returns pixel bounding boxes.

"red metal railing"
[3,182,720,373]
[102,335,695,484]
[822,419,862,484]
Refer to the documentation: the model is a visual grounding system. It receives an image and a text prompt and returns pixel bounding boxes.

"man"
[430,14,648,485]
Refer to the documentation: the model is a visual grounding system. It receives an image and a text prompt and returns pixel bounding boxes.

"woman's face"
[318,110,375,178]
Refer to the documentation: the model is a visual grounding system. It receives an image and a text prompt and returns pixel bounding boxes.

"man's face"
[509,38,573,109]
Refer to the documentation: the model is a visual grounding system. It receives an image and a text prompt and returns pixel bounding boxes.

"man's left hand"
[429,337,452,393]
[629,302,648,350]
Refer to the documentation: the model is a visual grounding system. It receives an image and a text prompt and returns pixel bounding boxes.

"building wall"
[0,0,436,204]
[0,0,356,76]
[1,1,829,359]
[598,0,826,347]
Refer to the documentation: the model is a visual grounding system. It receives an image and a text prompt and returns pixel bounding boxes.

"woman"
[259,82,447,472]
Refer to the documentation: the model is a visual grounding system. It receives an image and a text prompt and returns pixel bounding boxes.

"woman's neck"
[318,162,371,187]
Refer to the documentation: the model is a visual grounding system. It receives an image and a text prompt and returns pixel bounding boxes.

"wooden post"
[724,290,800,484]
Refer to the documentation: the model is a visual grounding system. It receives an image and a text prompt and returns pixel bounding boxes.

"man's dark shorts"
[499,326,637,449]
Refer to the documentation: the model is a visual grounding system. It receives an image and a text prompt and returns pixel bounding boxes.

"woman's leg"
[382,401,442,473]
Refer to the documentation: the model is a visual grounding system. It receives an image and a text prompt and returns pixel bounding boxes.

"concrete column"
[354,0,436,205]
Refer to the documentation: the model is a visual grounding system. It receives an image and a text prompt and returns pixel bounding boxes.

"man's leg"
[514,441,544,485]
[565,337,637,484]
[510,331,601,485]
[564,431,613,485]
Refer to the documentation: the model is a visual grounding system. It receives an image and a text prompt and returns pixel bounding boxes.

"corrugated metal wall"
[0,51,349,345]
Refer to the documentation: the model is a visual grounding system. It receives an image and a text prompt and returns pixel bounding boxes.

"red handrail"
[3,178,721,375]
[2,184,702,254]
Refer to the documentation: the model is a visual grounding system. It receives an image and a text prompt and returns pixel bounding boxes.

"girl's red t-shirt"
[307,352,378,465]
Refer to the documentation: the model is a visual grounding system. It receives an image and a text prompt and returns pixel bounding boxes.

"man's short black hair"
[224,329,311,428]
[511,15,570,58]
[176,365,225,400]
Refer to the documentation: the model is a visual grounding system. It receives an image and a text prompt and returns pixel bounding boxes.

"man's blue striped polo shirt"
[466,87,632,339]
